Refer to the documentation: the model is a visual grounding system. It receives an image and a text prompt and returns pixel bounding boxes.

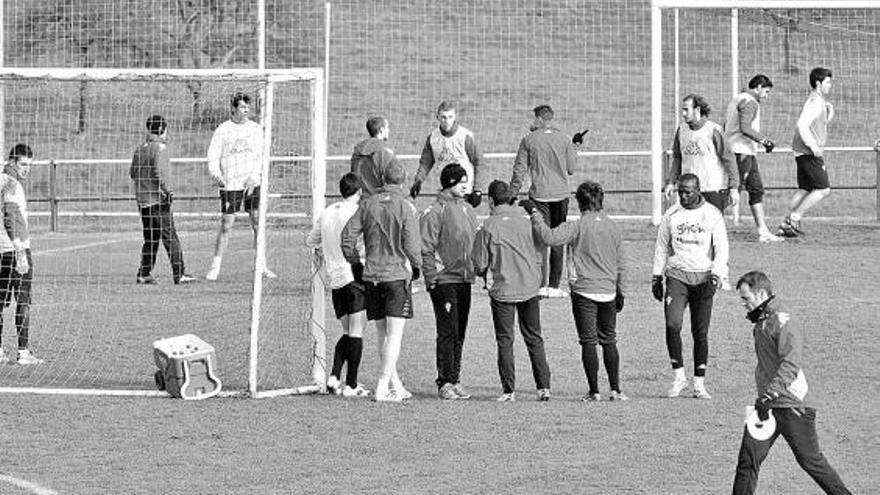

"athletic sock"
[345,337,364,388]
[601,343,620,392]
[331,335,349,379]
[674,367,686,382]
[581,343,600,395]
[694,376,705,389]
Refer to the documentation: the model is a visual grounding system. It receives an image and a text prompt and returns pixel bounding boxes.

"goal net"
[651,1,880,223]
[0,68,327,398]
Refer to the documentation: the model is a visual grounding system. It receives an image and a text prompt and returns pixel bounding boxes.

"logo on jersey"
[682,140,706,156]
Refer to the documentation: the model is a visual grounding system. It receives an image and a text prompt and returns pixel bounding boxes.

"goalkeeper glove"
[519,199,537,215]
[466,190,482,208]
[572,128,590,145]
[350,261,364,283]
[651,275,664,302]
[755,392,778,422]
[411,266,421,281]
[163,191,174,206]
[761,138,775,153]
[615,291,625,313]
[409,179,423,199]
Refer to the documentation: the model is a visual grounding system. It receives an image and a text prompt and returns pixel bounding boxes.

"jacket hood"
[352,137,389,156]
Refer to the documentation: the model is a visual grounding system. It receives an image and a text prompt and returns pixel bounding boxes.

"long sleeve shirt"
[510,124,576,201]
[724,91,769,156]
[0,171,30,253]
[750,297,810,409]
[652,200,729,283]
[207,119,263,191]
[420,190,478,287]
[415,124,483,194]
[130,134,172,207]
[341,184,421,283]
[350,137,400,198]
[471,204,542,303]
[306,197,363,290]
[669,118,738,192]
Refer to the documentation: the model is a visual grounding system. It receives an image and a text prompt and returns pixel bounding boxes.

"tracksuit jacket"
[510,124,576,201]
[530,211,627,296]
[350,137,400,197]
[471,204,542,303]
[130,134,172,207]
[420,190,478,287]
[340,184,421,283]
[749,296,810,409]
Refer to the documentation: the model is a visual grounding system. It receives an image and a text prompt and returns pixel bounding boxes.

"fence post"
[49,159,58,232]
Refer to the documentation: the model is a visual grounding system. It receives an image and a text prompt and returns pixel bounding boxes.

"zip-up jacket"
[471,204,542,303]
[530,211,627,296]
[341,184,420,283]
[131,134,173,208]
[420,190,478,287]
[750,296,810,409]
[510,124,576,201]
[350,137,400,198]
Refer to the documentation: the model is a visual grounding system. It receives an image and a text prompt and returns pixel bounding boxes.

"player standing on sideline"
[732,271,852,495]
[350,116,399,198]
[0,144,42,365]
[306,173,370,398]
[653,173,729,400]
[341,163,421,402]
[510,105,577,299]
[131,115,195,285]
[410,101,485,208]
[205,92,275,281]
[472,180,551,402]
[778,67,835,238]
[724,75,784,243]
[526,181,628,402]
[666,94,740,213]
[420,164,479,400]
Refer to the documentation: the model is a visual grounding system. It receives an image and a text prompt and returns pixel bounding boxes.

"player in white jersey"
[778,67,834,238]
[0,144,42,365]
[724,74,783,243]
[205,92,275,280]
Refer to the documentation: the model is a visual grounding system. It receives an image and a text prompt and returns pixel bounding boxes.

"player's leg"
[430,282,460,399]
[14,250,40,364]
[596,299,624,400]
[137,205,160,282]
[490,297,517,397]
[245,186,276,278]
[732,425,779,495]
[375,280,410,402]
[342,282,367,394]
[778,408,852,494]
[0,253,13,363]
[158,202,189,283]
[327,294,349,394]
[452,283,472,398]
[518,296,550,398]
[208,190,238,280]
[664,277,689,396]
[689,279,715,398]
[546,199,569,291]
[571,292,601,398]
[533,199,552,294]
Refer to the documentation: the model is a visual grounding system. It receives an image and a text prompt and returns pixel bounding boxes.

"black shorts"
[365,280,413,320]
[796,155,830,191]
[0,249,33,307]
[331,282,366,319]
[735,154,765,206]
[219,186,261,214]
[701,190,730,212]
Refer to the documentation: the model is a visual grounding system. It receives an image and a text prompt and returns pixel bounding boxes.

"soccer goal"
[0,67,328,399]
[650,0,880,224]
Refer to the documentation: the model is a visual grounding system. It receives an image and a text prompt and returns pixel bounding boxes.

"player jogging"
[724,74,783,243]
[732,271,851,495]
[778,67,834,238]
[306,173,370,397]
[205,92,275,281]
[0,144,42,365]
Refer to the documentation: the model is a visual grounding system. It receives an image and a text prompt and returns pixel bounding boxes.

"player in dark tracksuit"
[732,271,851,495]
[472,180,551,402]
[420,164,479,400]
[350,116,400,198]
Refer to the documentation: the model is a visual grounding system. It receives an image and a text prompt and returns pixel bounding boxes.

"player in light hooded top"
[205,91,275,281]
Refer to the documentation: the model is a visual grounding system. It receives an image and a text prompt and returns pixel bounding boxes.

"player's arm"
[340,207,364,265]
[565,139,577,176]
[206,127,225,187]
[414,136,435,184]
[765,316,807,400]
[465,133,484,191]
[305,211,323,250]
[666,129,683,196]
[529,213,576,246]
[245,125,263,190]
[419,207,441,287]
[510,137,529,195]
[709,213,730,281]
[402,203,422,272]
[737,99,768,143]
[712,128,739,190]
[652,214,671,277]
[2,185,29,246]
[156,144,173,196]
[470,224,490,278]
[796,99,824,155]
[616,228,628,297]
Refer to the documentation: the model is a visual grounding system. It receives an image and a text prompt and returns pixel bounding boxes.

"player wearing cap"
[420,164,479,400]
[131,115,195,285]
[472,180,551,402]
[732,271,851,495]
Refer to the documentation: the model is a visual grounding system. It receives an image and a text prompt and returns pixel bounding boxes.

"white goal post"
[0,67,327,399]
[650,0,879,225]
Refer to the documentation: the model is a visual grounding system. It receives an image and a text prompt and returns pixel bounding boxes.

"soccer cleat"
[758,232,784,243]
[205,266,220,281]
[496,392,516,402]
[609,391,630,401]
[16,349,44,365]
[537,388,551,401]
[667,377,689,398]
[452,383,471,400]
[0,349,9,365]
[176,274,197,285]
[342,384,372,398]
[326,375,342,395]
[373,389,403,403]
[582,393,601,402]
[438,382,461,400]
[391,379,412,400]
[692,384,712,399]
[777,216,801,238]
[136,274,156,285]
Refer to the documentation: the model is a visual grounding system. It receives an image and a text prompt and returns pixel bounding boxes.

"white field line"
[33,238,129,257]
[0,474,59,495]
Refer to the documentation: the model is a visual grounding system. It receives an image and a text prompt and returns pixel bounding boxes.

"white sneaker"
[667,377,689,398]
[759,232,784,243]
[326,375,342,395]
[374,389,403,403]
[0,349,9,365]
[205,265,220,281]
[391,379,412,400]
[496,392,516,402]
[342,384,372,398]
[17,349,44,365]
[693,384,712,399]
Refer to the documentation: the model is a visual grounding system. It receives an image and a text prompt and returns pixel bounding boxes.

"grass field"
[0,219,877,494]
